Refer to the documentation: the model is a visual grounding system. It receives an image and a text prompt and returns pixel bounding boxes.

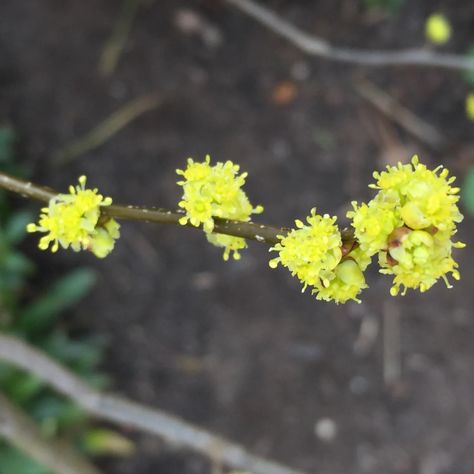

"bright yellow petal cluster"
[269,209,367,303]
[314,258,367,304]
[371,155,462,233]
[348,156,464,295]
[380,228,464,296]
[177,155,263,260]
[27,176,120,258]
[425,13,451,45]
[347,189,401,257]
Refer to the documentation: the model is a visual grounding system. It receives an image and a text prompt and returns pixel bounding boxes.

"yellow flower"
[269,209,342,289]
[425,13,451,45]
[380,228,465,295]
[347,189,401,257]
[346,244,372,272]
[348,155,464,295]
[466,92,474,121]
[313,258,367,304]
[177,155,263,260]
[90,218,121,258]
[206,233,247,261]
[371,155,462,234]
[27,176,120,258]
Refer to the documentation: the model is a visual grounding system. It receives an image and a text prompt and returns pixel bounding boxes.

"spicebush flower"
[177,155,263,260]
[347,189,401,257]
[206,233,248,261]
[313,258,367,304]
[27,176,120,258]
[370,156,462,233]
[269,208,367,303]
[349,156,464,295]
[380,227,465,296]
[269,209,341,290]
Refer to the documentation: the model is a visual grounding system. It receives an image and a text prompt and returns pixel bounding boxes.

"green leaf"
[81,429,135,457]
[463,45,474,86]
[462,166,474,216]
[31,396,87,434]
[42,331,106,374]
[2,372,44,404]
[19,268,97,334]
[4,210,34,244]
[3,251,34,276]
[0,445,52,474]
[0,364,14,383]
[0,270,25,293]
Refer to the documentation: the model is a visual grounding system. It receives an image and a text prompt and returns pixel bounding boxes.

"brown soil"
[1,1,474,473]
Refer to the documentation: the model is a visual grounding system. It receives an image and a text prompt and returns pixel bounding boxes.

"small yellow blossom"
[466,92,474,121]
[379,228,464,295]
[269,209,339,286]
[177,155,263,260]
[371,155,463,234]
[313,258,367,304]
[346,244,372,272]
[90,218,121,258]
[347,189,401,257]
[425,13,451,45]
[206,233,247,261]
[27,176,120,258]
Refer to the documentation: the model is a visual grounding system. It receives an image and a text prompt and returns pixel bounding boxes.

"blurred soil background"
[1,0,474,473]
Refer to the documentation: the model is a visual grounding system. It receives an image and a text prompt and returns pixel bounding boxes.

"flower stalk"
[0,170,328,246]
[0,153,464,303]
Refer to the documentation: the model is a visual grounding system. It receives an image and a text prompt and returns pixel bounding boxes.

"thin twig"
[0,391,101,474]
[99,0,142,77]
[224,0,474,71]
[354,80,445,148]
[51,93,162,166]
[0,171,355,246]
[0,334,308,474]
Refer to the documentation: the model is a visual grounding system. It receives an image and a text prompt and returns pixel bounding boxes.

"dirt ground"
[1,1,474,473]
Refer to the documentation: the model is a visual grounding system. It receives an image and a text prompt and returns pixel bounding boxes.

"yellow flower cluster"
[24,155,464,303]
[380,228,463,295]
[27,176,120,258]
[348,156,464,295]
[269,209,367,303]
[177,155,263,260]
[347,189,401,256]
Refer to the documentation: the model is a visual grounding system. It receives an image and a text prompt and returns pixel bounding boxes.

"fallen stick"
[0,334,308,474]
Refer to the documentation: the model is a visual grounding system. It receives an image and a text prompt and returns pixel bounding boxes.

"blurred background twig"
[224,0,474,70]
[0,334,308,474]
